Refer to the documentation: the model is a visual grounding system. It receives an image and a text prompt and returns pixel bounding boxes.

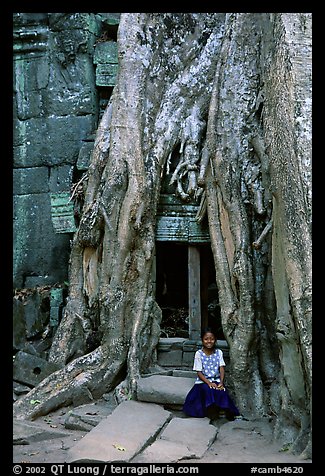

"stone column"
[188,245,201,340]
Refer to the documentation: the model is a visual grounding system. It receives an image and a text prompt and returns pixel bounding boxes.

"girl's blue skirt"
[182,383,240,419]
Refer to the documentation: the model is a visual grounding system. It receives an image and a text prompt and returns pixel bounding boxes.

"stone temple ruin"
[13,13,228,395]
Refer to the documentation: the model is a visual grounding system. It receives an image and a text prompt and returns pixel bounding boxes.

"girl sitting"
[183,327,240,420]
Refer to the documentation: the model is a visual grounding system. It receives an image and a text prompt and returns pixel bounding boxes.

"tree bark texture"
[13,12,312,458]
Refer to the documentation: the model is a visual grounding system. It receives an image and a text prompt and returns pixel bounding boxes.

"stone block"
[15,289,50,340]
[158,337,186,350]
[13,13,48,27]
[50,288,64,328]
[13,55,50,120]
[49,13,100,33]
[13,167,49,195]
[13,351,60,387]
[182,351,196,367]
[13,193,71,288]
[172,369,197,379]
[156,215,210,243]
[50,192,77,233]
[99,13,120,26]
[137,375,194,405]
[77,141,94,171]
[23,339,52,359]
[183,339,200,350]
[14,115,95,167]
[45,57,97,116]
[94,41,118,64]
[157,349,183,367]
[24,276,58,288]
[13,297,27,350]
[49,165,74,192]
[96,63,118,87]
[64,402,116,431]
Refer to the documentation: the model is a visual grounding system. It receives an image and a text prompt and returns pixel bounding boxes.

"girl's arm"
[219,365,225,385]
[197,371,218,389]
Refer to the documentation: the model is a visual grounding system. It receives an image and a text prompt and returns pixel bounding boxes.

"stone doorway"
[155,242,224,340]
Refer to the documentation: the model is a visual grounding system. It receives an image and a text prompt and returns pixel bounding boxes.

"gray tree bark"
[13,12,311,459]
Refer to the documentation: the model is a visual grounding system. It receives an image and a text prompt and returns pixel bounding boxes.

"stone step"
[67,400,172,463]
[132,416,217,463]
[136,374,195,406]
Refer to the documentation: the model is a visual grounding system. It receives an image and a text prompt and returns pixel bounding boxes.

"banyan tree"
[13,13,312,459]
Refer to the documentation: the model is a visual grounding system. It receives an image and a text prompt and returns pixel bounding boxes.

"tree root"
[13,346,126,420]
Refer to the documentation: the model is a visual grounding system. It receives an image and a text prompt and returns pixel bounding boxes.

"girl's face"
[202,332,216,349]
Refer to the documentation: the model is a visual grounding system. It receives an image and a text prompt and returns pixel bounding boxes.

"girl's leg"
[206,404,220,420]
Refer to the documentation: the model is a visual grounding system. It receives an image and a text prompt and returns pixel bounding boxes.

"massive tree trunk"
[13,12,312,459]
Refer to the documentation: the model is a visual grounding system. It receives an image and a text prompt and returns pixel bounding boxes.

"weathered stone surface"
[50,192,77,233]
[13,382,32,396]
[45,58,97,117]
[67,400,172,462]
[13,13,48,28]
[22,339,52,360]
[13,193,71,288]
[13,419,69,445]
[95,63,118,87]
[132,439,195,463]
[49,13,100,34]
[94,41,118,64]
[14,115,95,167]
[13,167,49,195]
[77,141,94,171]
[24,276,58,288]
[157,337,187,350]
[13,298,26,350]
[13,351,60,387]
[137,375,194,405]
[172,369,197,379]
[133,417,217,462]
[99,13,120,26]
[49,288,64,329]
[13,290,50,341]
[12,12,103,289]
[157,349,183,367]
[64,401,117,431]
[14,56,49,120]
[160,417,217,457]
[182,351,196,367]
[49,165,74,193]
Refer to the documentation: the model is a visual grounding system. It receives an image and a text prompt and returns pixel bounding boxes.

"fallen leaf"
[113,443,126,451]
[30,400,41,405]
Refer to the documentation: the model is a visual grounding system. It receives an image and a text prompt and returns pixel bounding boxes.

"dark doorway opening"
[155,242,224,340]
[156,242,189,338]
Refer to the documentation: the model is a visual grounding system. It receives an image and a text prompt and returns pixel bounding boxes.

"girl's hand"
[217,383,224,390]
[208,382,218,389]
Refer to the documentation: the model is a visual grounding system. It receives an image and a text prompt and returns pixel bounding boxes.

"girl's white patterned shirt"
[193,348,225,384]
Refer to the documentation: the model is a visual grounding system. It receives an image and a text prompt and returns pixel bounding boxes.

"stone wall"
[13,12,120,288]
[157,338,229,368]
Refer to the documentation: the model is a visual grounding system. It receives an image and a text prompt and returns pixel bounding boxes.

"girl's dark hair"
[201,327,217,340]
